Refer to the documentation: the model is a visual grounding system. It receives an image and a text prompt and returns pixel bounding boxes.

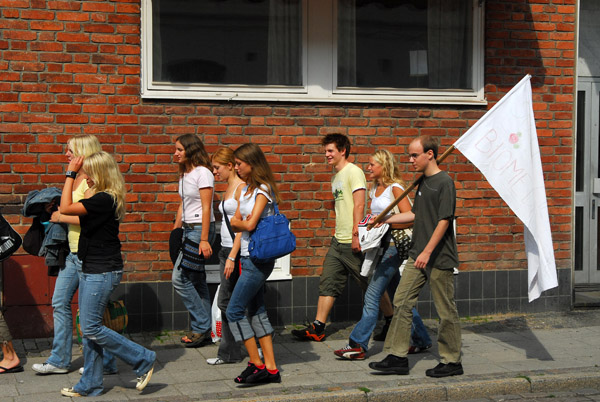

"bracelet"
[227,257,236,262]
[201,239,208,242]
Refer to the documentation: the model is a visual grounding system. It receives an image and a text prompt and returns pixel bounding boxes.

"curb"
[219,367,600,402]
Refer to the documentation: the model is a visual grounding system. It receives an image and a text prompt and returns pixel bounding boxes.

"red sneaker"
[334,344,366,360]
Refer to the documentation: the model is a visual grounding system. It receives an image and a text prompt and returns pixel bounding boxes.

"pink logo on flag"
[509,132,521,148]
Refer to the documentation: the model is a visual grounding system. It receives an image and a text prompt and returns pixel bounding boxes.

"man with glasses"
[368,135,463,378]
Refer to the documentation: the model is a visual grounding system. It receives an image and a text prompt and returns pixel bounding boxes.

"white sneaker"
[206,357,225,365]
[32,363,68,374]
[136,365,154,391]
[60,387,82,397]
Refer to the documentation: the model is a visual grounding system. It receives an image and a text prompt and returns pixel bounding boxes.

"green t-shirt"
[331,162,366,243]
[409,171,459,269]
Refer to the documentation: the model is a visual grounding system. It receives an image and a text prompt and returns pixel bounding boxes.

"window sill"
[141,88,487,105]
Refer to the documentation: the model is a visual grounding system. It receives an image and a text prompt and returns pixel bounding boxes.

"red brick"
[0,1,576,282]
[21,9,55,20]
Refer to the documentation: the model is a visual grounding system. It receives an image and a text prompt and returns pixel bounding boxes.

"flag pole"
[367,144,456,229]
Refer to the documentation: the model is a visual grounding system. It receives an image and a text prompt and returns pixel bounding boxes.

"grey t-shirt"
[409,171,459,270]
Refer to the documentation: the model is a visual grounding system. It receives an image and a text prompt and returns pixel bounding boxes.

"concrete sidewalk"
[4,309,600,401]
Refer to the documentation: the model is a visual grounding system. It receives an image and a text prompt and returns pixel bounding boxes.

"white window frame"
[140,0,486,105]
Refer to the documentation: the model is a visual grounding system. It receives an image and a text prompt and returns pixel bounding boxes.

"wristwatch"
[65,170,77,179]
[227,257,236,262]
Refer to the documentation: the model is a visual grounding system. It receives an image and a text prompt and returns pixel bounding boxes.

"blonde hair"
[211,147,236,167]
[234,143,281,204]
[371,149,406,189]
[83,151,126,222]
[68,134,102,158]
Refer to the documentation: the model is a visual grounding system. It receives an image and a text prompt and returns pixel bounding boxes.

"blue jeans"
[349,246,432,351]
[75,271,155,396]
[46,253,116,372]
[226,257,274,342]
[172,223,215,334]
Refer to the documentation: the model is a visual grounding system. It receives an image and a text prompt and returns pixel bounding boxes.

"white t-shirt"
[219,183,244,248]
[369,183,404,215]
[179,166,215,224]
[239,184,274,257]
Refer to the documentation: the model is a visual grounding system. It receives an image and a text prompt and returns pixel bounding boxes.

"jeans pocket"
[184,227,203,243]
[82,273,106,283]
[111,271,123,288]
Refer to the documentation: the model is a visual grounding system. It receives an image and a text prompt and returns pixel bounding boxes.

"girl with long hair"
[172,134,216,348]
[226,143,281,384]
[33,134,117,375]
[58,151,155,397]
[205,147,245,365]
[334,149,431,360]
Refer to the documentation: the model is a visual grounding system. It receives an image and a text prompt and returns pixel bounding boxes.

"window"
[141,0,485,104]
[205,223,292,284]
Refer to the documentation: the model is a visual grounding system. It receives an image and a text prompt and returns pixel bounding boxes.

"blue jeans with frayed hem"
[349,246,432,351]
[46,252,116,372]
[74,271,155,396]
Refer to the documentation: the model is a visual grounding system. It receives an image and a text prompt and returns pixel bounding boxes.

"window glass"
[152,0,302,86]
[337,0,473,90]
[142,0,484,103]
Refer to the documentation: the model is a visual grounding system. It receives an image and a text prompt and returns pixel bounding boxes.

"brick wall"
[0,1,575,286]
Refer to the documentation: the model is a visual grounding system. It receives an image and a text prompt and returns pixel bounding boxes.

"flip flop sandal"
[0,365,24,374]
[180,332,194,343]
[183,332,210,348]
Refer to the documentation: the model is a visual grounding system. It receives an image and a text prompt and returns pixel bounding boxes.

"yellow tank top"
[67,179,88,252]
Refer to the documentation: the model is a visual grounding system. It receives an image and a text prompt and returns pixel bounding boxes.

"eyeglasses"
[409,153,423,159]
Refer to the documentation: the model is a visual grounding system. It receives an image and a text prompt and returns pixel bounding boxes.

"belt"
[182,222,202,229]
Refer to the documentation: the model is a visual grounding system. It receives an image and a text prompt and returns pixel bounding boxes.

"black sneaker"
[373,320,390,341]
[291,324,325,342]
[368,354,409,375]
[234,362,258,384]
[425,362,463,378]
[245,367,282,384]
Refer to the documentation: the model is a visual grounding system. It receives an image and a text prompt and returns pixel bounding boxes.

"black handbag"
[390,202,412,260]
[179,236,205,271]
[169,227,184,264]
[390,228,412,260]
[0,211,22,261]
[23,217,44,256]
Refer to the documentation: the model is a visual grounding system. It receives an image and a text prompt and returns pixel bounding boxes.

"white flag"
[454,75,557,302]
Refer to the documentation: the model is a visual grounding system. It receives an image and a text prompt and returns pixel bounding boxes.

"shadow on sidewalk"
[462,315,554,361]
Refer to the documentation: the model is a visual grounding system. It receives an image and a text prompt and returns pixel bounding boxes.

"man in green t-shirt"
[369,135,463,378]
[291,133,368,341]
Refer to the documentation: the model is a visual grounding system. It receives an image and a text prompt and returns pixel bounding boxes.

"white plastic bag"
[210,285,222,343]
